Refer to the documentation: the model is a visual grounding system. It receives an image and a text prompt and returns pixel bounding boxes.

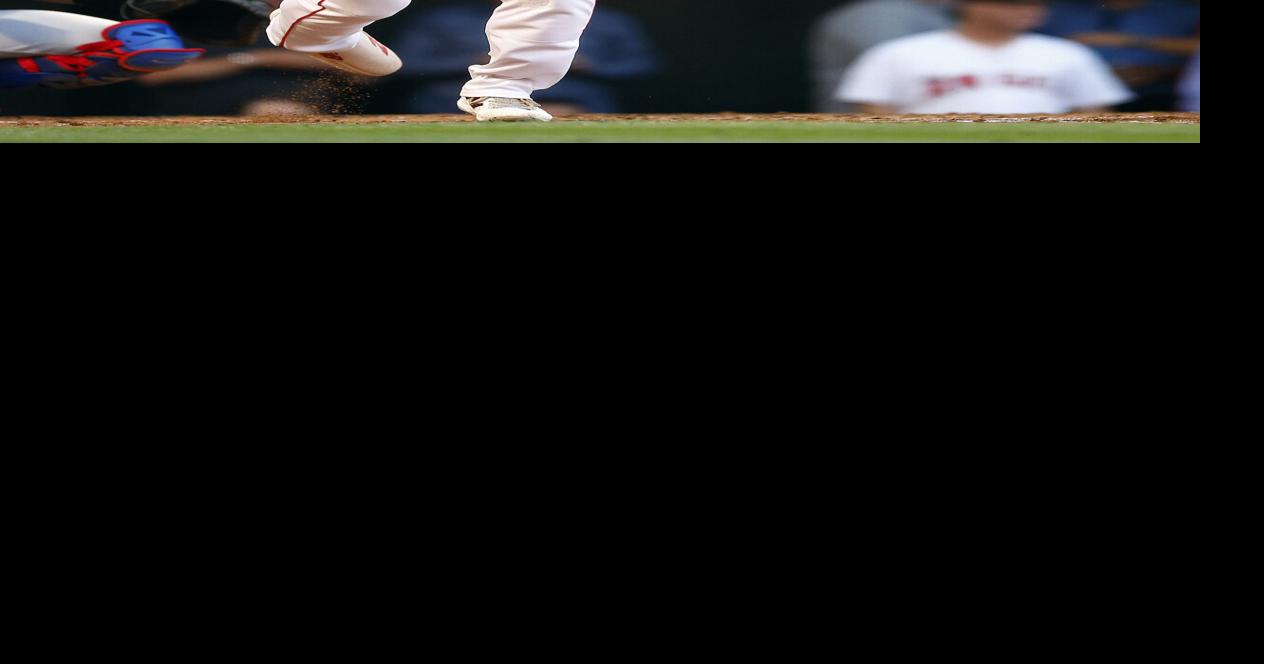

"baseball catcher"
[0,0,273,89]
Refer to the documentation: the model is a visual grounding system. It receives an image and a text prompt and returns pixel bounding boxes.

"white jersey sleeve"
[1060,43,1134,110]
[836,42,903,107]
[0,10,117,58]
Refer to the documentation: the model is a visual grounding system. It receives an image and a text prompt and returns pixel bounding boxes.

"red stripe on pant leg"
[279,0,329,49]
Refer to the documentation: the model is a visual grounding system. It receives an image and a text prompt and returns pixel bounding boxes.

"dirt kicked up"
[0,112,1201,128]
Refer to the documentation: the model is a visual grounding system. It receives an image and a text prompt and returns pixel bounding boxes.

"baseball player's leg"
[0,10,202,89]
[267,0,407,76]
[462,0,597,100]
[0,10,117,57]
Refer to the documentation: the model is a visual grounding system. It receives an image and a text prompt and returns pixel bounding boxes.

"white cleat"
[458,97,553,123]
[306,32,402,77]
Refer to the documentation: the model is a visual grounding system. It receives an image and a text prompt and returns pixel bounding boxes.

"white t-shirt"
[838,30,1133,114]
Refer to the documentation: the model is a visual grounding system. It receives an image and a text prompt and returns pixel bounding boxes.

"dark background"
[0,0,853,113]
[381,0,852,112]
[0,1,1202,115]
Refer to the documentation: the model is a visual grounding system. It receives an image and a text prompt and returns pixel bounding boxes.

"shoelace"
[470,97,543,110]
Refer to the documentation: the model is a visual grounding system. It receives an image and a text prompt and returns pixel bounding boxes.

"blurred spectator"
[811,0,953,112]
[1040,0,1200,109]
[839,0,1132,114]
[383,0,658,115]
[1179,50,1199,112]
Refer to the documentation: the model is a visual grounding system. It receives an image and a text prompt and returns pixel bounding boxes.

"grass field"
[0,115,1200,143]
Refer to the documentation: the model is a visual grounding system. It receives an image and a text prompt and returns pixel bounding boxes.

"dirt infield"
[0,112,1200,128]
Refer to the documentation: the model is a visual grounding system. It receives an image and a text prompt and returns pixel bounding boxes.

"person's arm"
[1142,36,1200,57]
[135,48,329,85]
[1071,33,1200,57]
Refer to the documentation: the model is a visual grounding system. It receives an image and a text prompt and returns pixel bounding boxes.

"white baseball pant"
[0,10,117,58]
[267,0,596,99]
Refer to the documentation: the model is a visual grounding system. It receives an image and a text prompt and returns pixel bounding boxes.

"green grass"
[0,120,1199,143]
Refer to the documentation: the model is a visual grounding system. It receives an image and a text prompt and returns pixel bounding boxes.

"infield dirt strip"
[0,113,1200,128]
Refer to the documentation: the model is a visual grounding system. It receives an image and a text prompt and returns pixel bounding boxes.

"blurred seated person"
[1179,50,1198,112]
[383,0,657,115]
[811,0,953,112]
[1039,0,1200,110]
[839,0,1132,114]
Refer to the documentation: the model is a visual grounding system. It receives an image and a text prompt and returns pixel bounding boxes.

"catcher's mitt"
[117,0,273,47]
